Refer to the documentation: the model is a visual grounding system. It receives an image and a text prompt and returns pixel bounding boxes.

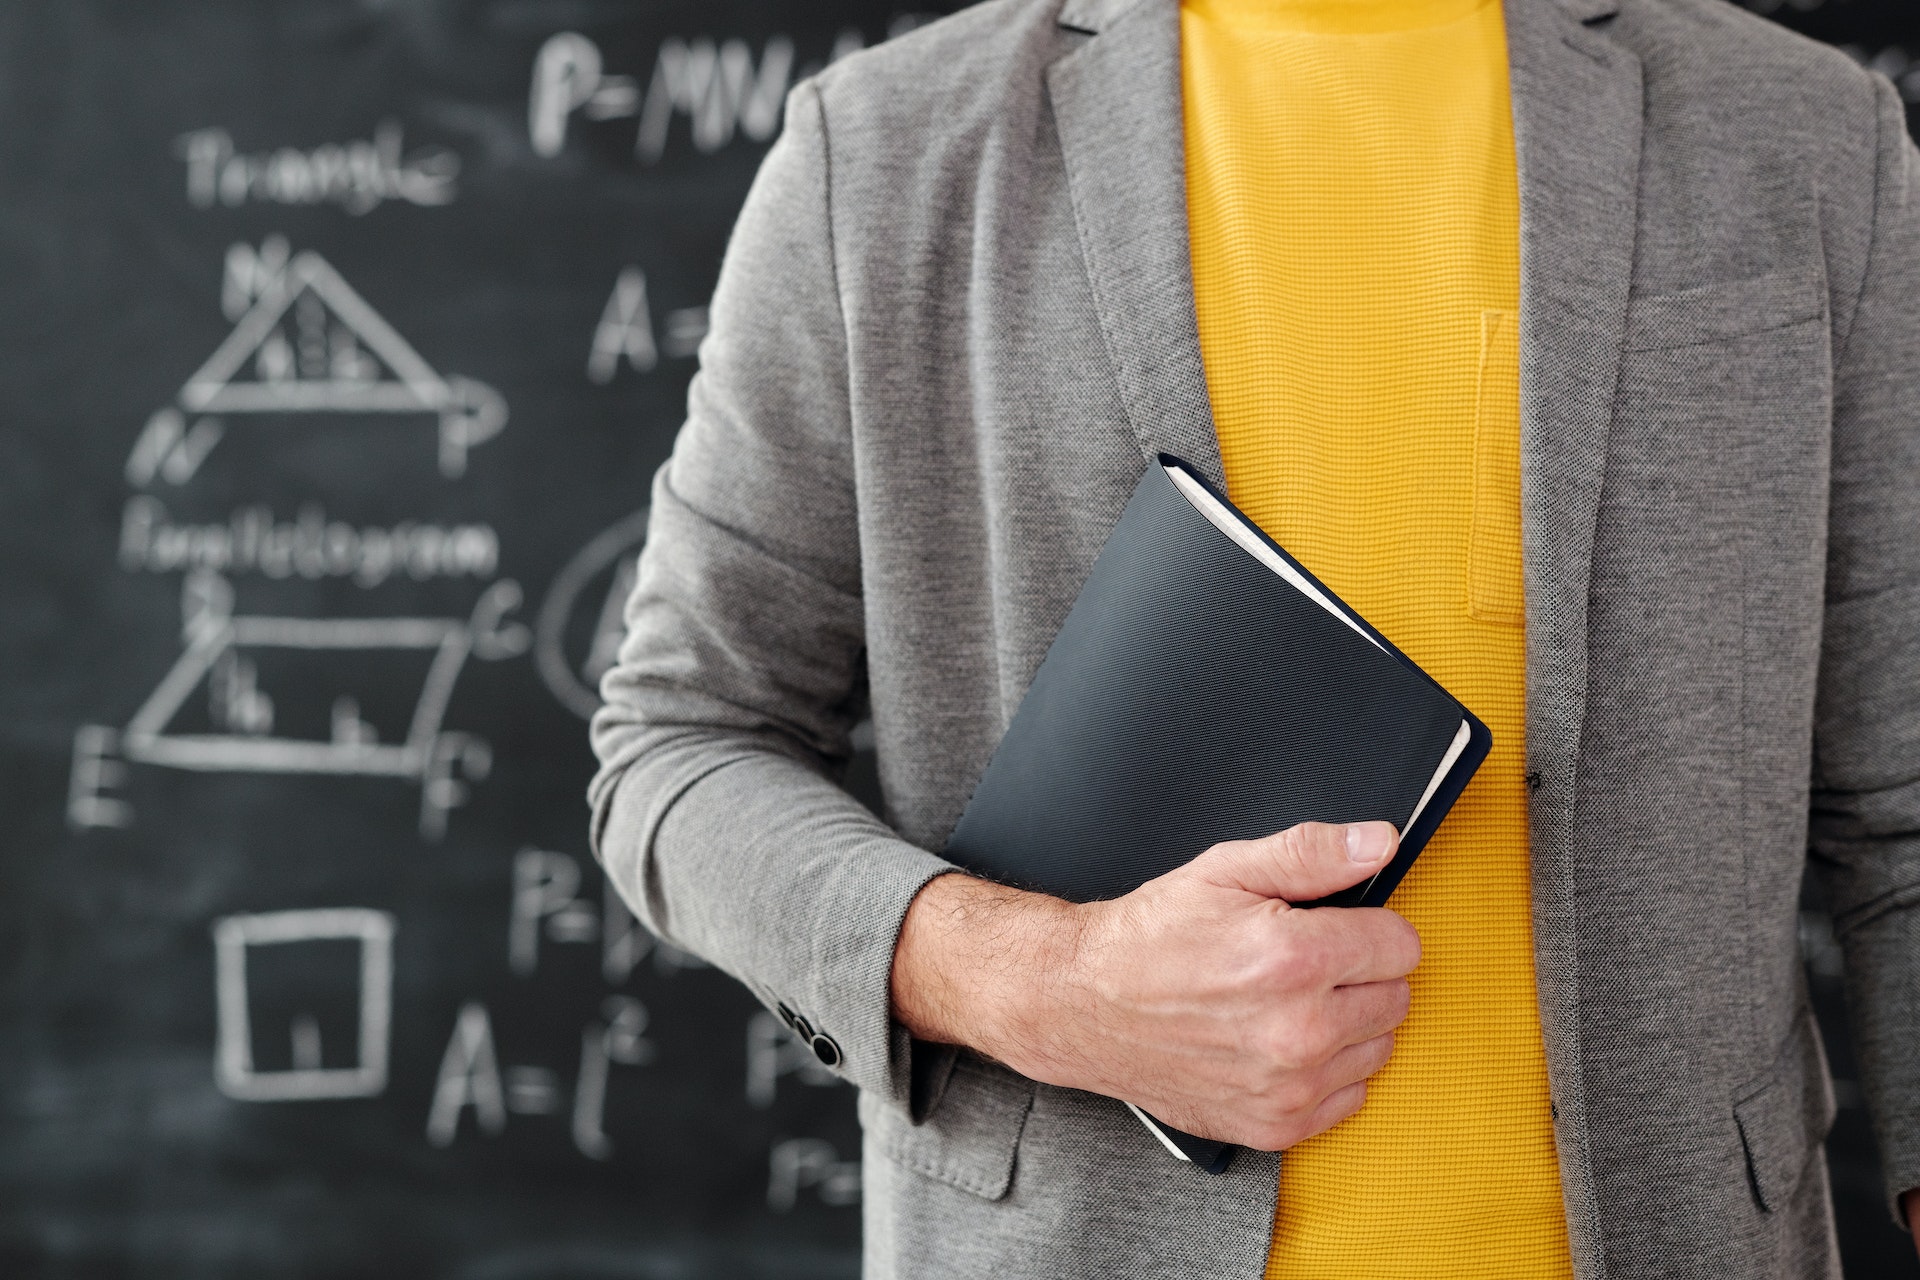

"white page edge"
[1164,464,1385,653]
[1124,1101,1194,1162]
[1356,718,1471,901]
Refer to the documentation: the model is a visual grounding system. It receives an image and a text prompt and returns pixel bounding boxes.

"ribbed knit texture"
[1181,0,1574,1273]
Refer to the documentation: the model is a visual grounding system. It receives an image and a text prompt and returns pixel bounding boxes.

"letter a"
[425,1001,506,1146]
[586,267,657,384]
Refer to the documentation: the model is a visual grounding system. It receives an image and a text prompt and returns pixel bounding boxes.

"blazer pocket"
[1468,309,1525,625]
[1624,266,1826,352]
[1732,1005,1839,1213]
[859,1050,1035,1200]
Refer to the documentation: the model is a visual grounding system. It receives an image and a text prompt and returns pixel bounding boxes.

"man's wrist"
[889,871,1085,1072]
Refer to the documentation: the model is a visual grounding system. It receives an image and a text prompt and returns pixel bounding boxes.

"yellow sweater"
[1181,0,1572,1274]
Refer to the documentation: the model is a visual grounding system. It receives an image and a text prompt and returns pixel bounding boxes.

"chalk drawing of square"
[212,907,395,1101]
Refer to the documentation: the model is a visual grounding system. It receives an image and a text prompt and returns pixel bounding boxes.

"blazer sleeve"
[587,79,956,1112]
[1807,73,1920,1226]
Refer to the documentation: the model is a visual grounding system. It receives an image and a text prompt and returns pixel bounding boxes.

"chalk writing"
[601,879,648,985]
[535,509,648,719]
[70,573,528,839]
[587,266,709,384]
[125,409,224,488]
[67,726,132,829]
[587,266,657,380]
[745,1011,840,1109]
[505,1066,563,1115]
[425,996,654,1158]
[529,34,634,158]
[509,848,600,976]
[133,240,507,484]
[529,19,943,163]
[662,305,709,358]
[426,1001,507,1146]
[638,36,793,161]
[224,235,290,321]
[209,647,273,735]
[211,907,396,1102]
[601,876,708,982]
[177,123,459,214]
[118,498,499,586]
[530,32,791,163]
[508,849,703,980]
[768,1138,861,1211]
[573,995,654,1159]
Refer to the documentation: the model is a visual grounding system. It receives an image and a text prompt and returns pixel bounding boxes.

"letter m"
[636,36,794,163]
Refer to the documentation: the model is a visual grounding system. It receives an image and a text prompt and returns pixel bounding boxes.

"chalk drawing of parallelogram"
[133,245,506,486]
[71,575,529,840]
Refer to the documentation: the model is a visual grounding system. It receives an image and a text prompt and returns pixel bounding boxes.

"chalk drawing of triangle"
[180,251,454,416]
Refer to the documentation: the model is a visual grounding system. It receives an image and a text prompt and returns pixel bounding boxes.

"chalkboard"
[0,1,1913,1277]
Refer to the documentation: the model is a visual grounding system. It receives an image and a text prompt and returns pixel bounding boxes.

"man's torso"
[776,0,1869,1272]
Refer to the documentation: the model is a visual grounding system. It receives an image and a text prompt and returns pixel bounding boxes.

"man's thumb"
[1205,820,1399,902]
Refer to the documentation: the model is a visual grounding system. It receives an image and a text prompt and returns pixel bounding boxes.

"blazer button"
[809,1032,843,1068]
[777,1002,813,1041]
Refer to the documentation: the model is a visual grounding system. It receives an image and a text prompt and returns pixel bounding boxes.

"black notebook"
[943,455,1491,1174]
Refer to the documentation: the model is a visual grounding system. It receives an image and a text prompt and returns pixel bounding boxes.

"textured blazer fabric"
[586,0,1920,1274]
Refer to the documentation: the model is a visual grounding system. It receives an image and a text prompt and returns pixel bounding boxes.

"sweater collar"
[1182,0,1496,35]
[1060,0,1621,34]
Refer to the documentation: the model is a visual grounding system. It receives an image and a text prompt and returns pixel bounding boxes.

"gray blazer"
[588,0,1920,1274]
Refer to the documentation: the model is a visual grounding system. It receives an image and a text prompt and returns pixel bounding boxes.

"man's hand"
[890,820,1418,1150]
[1905,1188,1919,1258]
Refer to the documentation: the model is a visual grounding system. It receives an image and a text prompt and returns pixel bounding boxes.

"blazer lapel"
[1506,0,1641,1272]
[1047,0,1227,488]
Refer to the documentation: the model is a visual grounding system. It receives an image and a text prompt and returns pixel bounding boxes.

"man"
[588,0,1920,1273]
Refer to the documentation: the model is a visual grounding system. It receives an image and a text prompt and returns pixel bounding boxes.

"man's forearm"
[889,871,1084,1075]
